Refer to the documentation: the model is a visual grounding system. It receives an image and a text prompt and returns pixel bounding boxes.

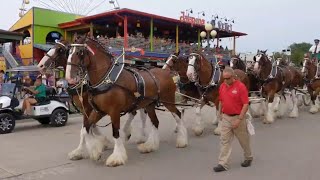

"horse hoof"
[213,127,221,136]
[68,149,87,161]
[106,154,127,167]
[91,153,102,161]
[176,137,188,148]
[138,143,156,153]
[192,126,204,136]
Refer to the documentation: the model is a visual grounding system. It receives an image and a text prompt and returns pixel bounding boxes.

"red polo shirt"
[219,80,249,115]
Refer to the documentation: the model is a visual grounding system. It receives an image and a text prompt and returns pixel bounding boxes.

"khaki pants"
[218,114,253,169]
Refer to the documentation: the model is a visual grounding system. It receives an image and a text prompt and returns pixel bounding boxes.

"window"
[46,31,62,44]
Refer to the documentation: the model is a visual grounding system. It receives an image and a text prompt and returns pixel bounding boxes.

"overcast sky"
[0,0,318,53]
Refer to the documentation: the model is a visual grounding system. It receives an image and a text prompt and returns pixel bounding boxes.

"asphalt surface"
[0,104,320,180]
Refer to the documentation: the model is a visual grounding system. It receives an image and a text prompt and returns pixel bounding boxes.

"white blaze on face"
[253,55,261,72]
[230,59,234,68]
[187,56,196,82]
[66,47,76,82]
[37,48,56,70]
[163,56,173,70]
[302,59,307,73]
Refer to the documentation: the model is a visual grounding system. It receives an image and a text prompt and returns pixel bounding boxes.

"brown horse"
[301,56,320,113]
[163,52,219,136]
[65,35,188,167]
[230,55,261,93]
[186,52,250,134]
[253,50,304,123]
[230,54,247,72]
[37,40,148,161]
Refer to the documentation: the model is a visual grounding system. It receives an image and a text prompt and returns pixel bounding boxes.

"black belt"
[224,113,239,117]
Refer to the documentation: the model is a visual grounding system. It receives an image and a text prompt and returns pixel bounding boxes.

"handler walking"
[213,67,253,172]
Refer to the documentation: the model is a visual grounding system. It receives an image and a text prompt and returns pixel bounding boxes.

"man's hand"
[232,118,242,129]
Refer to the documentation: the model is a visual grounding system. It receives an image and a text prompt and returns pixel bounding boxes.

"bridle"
[43,42,69,69]
[188,53,219,88]
[165,54,191,85]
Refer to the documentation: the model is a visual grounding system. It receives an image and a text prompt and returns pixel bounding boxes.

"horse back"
[234,69,250,90]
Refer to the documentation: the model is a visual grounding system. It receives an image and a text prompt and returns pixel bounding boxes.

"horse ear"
[257,49,259,54]
[72,32,78,43]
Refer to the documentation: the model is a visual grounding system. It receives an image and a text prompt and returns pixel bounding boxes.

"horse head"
[65,34,113,85]
[301,55,317,79]
[186,52,204,82]
[230,54,246,71]
[253,50,270,77]
[163,51,190,84]
[37,40,70,73]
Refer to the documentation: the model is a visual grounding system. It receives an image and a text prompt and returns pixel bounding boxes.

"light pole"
[200,23,217,50]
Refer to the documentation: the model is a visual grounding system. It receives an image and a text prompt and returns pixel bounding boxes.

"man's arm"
[218,101,222,120]
[239,84,249,121]
[309,45,314,53]
[238,104,249,121]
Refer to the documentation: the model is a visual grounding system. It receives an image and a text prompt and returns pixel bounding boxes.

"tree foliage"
[289,42,312,65]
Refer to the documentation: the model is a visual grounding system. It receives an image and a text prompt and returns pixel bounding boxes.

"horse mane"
[86,36,114,58]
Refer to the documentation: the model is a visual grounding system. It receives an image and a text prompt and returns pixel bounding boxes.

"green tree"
[289,42,312,65]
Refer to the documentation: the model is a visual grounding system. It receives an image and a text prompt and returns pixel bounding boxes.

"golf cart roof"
[6,66,40,72]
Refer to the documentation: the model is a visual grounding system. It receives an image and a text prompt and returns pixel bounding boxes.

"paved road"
[0,105,320,180]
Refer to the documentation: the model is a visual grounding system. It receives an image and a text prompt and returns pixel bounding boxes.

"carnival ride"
[19,0,120,17]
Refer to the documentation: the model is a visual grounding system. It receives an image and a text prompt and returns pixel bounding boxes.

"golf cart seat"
[46,87,57,97]
[34,87,57,106]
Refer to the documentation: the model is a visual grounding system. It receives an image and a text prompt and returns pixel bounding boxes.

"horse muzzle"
[66,77,79,85]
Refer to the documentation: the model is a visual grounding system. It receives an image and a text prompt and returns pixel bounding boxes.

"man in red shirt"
[213,67,253,172]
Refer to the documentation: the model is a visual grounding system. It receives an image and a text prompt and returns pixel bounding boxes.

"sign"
[180,12,205,26]
[217,21,232,32]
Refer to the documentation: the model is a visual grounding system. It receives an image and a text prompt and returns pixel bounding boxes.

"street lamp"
[200,23,217,50]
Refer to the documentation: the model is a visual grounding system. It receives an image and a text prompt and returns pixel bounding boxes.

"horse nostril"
[40,65,43,68]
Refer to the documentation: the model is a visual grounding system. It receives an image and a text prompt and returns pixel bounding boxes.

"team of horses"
[37,35,320,167]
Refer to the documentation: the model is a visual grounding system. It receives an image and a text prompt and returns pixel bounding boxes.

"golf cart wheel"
[0,113,15,134]
[303,94,311,106]
[50,109,68,127]
[36,118,50,125]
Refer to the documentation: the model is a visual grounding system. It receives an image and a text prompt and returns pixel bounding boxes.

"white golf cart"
[0,66,69,134]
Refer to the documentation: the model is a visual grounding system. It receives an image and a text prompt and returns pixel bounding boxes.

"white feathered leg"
[192,106,204,136]
[264,102,275,124]
[212,108,218,125]
[137,124,160,153]
[68,127,89,160]
[289,90,299,118]
[135,109,148,144]
[277,96,288,118]
[106,138,128,167]
[84,126,106,161]
[309,98,320,114]
[123,112,135,142]
[172,113,188,148]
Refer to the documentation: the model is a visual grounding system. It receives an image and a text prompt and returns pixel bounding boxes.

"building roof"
[59,8,247,38]
[0,29,24,43]
[34,43,55,51]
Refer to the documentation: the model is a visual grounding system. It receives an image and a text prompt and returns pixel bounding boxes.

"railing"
[1,48,18,69]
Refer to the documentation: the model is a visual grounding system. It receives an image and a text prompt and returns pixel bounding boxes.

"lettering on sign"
[180,12,205,26]
[217,21,232,32]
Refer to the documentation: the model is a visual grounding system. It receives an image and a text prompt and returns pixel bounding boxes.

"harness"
[188,53,221,103]
[70,43,160,116]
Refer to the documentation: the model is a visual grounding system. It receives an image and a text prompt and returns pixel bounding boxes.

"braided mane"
[86,36,114,58]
